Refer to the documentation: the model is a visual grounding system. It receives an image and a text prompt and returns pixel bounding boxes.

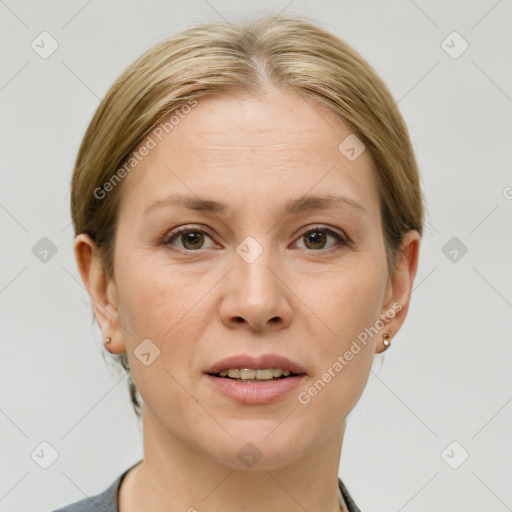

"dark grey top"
[52,460,361,512]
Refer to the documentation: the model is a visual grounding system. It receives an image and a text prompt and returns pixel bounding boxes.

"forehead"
[117,89,380,221]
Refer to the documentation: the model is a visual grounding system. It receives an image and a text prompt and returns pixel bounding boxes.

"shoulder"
[52,462,141,512]
[51,474,120,512]
[338,476,362,512]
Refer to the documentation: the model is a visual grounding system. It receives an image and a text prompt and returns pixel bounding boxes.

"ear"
[73,233,126,354]
[376,230,421,354]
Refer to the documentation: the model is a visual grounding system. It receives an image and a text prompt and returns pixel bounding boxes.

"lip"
[205,373,306,405]
[204,353,307,375]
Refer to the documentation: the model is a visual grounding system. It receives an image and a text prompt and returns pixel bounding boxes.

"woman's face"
[80,88,418,469]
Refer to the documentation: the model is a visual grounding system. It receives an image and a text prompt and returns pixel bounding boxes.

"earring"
[382,333,391,351]
[105,337,112,344]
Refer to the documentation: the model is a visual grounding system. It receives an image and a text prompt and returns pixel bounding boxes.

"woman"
[55,13,423,512]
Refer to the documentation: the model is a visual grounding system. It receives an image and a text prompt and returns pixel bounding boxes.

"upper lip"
[205,354,307,375]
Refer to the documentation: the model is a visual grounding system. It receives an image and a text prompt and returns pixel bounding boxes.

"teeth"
[241,369,258,379]
[218,368,292,379]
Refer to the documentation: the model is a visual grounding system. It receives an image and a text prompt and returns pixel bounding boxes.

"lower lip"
[204,374,306,405]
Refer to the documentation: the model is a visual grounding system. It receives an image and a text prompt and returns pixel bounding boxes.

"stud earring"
[105,337,112,344]
[382,333,391,351]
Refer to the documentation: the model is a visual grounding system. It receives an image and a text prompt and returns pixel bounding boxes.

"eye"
[163,226,216,251]
[294,225,347,251]
[163,224,348,252]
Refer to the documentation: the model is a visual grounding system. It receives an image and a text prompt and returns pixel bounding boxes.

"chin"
[201,430,311,471]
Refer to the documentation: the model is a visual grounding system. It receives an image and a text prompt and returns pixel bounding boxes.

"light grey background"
[1,1,511,511]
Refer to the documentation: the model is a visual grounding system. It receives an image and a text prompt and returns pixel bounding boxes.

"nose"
[219,242,293,332]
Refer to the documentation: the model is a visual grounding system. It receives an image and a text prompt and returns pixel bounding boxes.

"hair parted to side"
[70,14,425,419]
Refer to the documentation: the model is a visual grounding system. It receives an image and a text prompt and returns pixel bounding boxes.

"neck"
[119,404,349,512]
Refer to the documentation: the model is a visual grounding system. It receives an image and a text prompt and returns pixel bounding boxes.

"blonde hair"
[71,14,424,419]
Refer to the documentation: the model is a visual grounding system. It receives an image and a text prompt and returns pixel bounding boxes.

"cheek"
[297,281,379,429]
[114,259,202,416]
[295,259,385,416]
[114,249,216,390]
[304,258,386,342]
[115,248,199,337]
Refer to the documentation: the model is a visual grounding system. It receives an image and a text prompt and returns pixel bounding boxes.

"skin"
[74,87,420,512]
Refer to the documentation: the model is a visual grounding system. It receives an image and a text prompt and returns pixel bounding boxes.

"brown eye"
[180,231,205,250]
[296,227,347,251]
[305,230,327,250]
[164,227,215,251]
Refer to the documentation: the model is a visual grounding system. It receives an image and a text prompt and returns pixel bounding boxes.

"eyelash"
[162,224,348,253]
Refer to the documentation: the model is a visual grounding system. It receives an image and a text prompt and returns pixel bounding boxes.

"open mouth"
[204,367,307,404]
[206,368,305,383]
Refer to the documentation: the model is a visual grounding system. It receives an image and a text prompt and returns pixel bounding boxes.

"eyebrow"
[142,193,367,218]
